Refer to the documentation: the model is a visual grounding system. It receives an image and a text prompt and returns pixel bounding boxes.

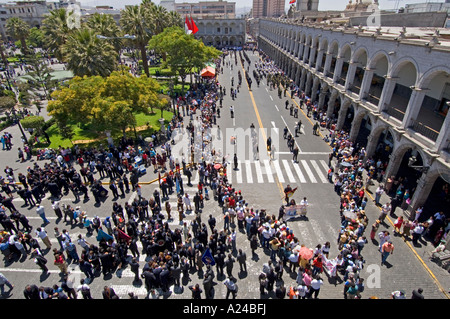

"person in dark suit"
[102,286,119,299]
[24,284,40,299]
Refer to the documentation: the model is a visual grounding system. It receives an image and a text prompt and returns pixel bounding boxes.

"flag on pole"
[201,248,216,266]
[190,16,199,34]
[289,0,296,4]
[285,187,298,198]
[185,16,192,34]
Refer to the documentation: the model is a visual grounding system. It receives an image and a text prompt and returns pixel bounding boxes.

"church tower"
[296,0,319,12]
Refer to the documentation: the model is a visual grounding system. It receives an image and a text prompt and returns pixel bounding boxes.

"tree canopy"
[148,26,221,88]
[47,72,167,136]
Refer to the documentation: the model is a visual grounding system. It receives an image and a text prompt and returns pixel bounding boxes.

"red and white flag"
[289,0,296,4]
[190,16,199,34]
[185,16,193,34]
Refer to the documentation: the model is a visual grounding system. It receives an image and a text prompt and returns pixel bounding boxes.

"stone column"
[336,105,349,130]
[349,111,363,142]
[359,68,375,100]
[309,47,317,67]
[318,91,327,109]
[302,44,309,63]
[315,49,324,71]
[305,73,313,96]
[433,109,450,153]
[401,88,426,129]
[326,90,339,118]
[377,77,397,112]
[323,53,332,77]
[382,151,402,181]
[332,57,344,83]
[344,62,358,90]
[300,69,307,91]
[405,171,435,220]
[364,130,379,160]
[311,79,320,102]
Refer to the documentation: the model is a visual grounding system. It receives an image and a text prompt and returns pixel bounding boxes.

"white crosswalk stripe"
[300,160,317,183]
[282,160,296,183]
[236,161,243,183]
[293,162,307,183]
[263,160,274,183]
[272,160,285,183]
[254,160,264,183]
[245,160,253,184]
[310,160,328,184]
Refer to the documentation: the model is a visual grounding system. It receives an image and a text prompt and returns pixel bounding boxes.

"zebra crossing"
[187,158,330,185]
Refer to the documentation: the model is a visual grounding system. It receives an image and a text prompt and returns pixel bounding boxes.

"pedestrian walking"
[224,276,238,299]
[381,241,394,265]
[36,204,50,225]
[31,248,48,273]
[35,227,52,250]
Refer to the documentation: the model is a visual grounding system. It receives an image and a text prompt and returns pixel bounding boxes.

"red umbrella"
[214,163,222,169]
[297,246,314,260]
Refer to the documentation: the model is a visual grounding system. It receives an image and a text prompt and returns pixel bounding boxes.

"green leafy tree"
[24,54,57,99]
[48,72,167,136]
[148,26,221,91]
[20,115,45,135]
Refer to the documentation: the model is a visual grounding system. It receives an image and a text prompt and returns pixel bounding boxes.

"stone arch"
[389,57,419,85]
[416,65,450,90]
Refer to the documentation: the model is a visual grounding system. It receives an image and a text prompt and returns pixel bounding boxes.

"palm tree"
[62,28,118,77]
[6,17,30,53]
[120,5,152,77]
[86,13,123,53]
[166,11,183,29]
[41,8,73,62]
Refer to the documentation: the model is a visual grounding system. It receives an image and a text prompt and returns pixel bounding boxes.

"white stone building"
[257,18,450,219]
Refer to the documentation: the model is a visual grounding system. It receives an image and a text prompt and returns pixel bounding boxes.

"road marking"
[320,159,330,172]
[274,104,279,111]
[245,160,253,184]
[272,160,285,183]
[254,160,264,183]
[301,160,317,183]
[271,121,277,129]
[293,162,307,183]
[263,160,275,183]
[236,161,243,184]
[311,160,328,183]
[280,115,302,153]
[282,159,296,183]
[269,95,273,101]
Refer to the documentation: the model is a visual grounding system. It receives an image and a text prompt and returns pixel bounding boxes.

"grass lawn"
[40,110,174,149]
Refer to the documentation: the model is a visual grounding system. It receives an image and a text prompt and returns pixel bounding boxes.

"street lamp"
[407,156,430,174]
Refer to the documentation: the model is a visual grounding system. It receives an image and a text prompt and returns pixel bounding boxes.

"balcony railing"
[408,119,440,142]
[384,106,405,122]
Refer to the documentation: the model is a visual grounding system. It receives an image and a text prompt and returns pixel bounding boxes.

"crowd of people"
[0,47,445,300]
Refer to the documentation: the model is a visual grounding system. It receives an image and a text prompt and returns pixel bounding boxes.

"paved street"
[0,49,449,301]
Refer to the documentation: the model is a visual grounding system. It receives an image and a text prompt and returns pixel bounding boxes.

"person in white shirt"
[35,227,52,249]
[297,283,308,299]
[223,276,237,299]
[309,276,323,299]
[77,234,90,252]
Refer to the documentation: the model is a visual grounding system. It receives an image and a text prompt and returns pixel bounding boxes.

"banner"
[284,204,302,220]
